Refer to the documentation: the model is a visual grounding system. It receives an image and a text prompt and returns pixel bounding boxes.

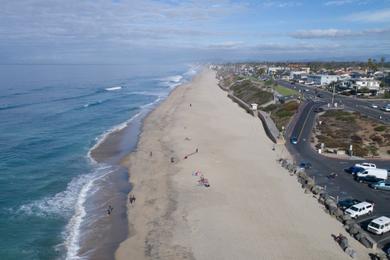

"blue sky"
[0,0,389,63]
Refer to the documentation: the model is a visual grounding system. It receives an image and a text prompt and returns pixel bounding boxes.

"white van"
[367,216,390,235]
[355,162,376,169]
[345,201,374,219]
[356,168,388,180]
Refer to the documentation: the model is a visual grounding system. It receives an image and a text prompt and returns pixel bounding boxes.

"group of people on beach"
[193,170,210,187]
[106,194,136,216]
[107,205,113,215]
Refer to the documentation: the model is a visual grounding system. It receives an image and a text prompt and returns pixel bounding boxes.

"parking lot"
[286,101,390,250]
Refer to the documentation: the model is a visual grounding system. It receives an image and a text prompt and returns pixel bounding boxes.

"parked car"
[369,104,378,109]
[290,137,298,145]
[314,107,324,113]
[367,216,390,235]
[337,198,361,211]
[354,175,383,184]
[345,166,365,174]
[384,243,390,257]
[345,201,374,218]
[355,162,376,169]
[369,181,390,191]
[381,104,390,112]
[299,161,312,169]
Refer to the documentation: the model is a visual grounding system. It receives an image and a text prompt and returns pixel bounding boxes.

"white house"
[353,77,380,91]
[267,67,285,75]
[307,74,339,86]
[289,71,307,80]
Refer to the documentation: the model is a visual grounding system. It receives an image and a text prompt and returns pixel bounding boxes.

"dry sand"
[115,68,371,260]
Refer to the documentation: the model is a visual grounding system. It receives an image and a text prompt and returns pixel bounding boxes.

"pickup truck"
[354,162,376,169]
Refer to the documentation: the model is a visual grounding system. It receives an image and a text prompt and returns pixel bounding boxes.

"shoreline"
[79,70,194,259]
[115,68,372,259]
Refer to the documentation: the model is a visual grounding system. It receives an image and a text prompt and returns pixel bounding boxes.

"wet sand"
[116,68,372,259]
[80,109,145,259]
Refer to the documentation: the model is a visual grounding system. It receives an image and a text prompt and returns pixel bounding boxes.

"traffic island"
[313,110,390,159]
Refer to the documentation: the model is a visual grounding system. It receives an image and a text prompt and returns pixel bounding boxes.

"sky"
[0,0,389,63]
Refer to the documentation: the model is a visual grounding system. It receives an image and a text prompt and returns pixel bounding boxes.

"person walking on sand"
[129,194,136,205]
[107,205,113,215]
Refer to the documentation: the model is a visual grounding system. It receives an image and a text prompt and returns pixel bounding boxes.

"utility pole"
[331,82,336,106]
[355,84,358,99]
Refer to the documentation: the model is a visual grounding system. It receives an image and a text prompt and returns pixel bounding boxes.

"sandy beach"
[115,68,371,260]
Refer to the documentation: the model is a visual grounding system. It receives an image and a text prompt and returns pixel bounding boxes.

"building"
[307,74,339,86]
[352,77,380,91]
[267,66,285,75]
[289,71,307,81]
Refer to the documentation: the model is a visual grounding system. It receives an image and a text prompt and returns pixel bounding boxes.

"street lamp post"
[331,82,336,106]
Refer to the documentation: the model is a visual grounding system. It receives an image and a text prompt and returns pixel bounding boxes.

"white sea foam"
[16,164,114,259]
[63,165,113,260]
[86,112,142,164]
[17,172,97,218]
[61,67,199,258]
[183,64,201,77]
[130,91,167,97]
[159,75,185,89]
[163,75,183,83]
[105,86,122,91]
[83,100,103,108]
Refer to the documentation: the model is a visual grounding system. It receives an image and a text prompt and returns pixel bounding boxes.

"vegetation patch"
[274,85,298,96]
[314,110,390,158]
[264,101,299,131]
[374,125,386,132]
[231,80,273,106]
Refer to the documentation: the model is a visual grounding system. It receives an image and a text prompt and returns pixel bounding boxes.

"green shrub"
[353,144,369,157]
[370,135,383,144]
[275,110,293,118]
[374,125,386,132]
[263,104,278,112]
[283,101,299,111]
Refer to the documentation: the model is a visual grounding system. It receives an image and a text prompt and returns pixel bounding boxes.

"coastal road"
[285,100,390,248]
[277,80,390,123]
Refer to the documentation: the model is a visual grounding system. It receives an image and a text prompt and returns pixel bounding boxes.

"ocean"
[0,64,199,259]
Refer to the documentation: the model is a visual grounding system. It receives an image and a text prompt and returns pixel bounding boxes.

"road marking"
[298,103,314,140]
[377,235,390,245]
[356,215,377,224]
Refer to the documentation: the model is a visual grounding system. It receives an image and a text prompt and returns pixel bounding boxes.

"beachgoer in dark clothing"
[107,205,113,215]
[129,194,136,205]
[196,148,198,153]
[150,151,153,157]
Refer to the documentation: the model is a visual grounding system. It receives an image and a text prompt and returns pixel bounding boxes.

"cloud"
[324,0,369,6]
[346,8,390,22]
[262,1,302,8]
[0,0,247,46]
[290,28,390,39]
[206,41,244,49]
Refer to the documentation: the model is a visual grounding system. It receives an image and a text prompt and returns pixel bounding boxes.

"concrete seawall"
[226,93,280,144]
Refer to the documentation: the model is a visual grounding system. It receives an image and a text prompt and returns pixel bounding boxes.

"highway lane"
[285,100,390,247]
[277,80,390,123]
